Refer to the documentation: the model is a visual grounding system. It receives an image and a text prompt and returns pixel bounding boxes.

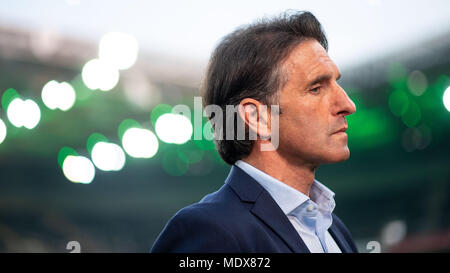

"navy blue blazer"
[151,165,358,253]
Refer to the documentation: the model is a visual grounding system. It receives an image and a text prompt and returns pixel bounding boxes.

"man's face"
[276,39,356,166]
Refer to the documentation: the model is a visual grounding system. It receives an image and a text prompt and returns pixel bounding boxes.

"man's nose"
[333,85,356,117]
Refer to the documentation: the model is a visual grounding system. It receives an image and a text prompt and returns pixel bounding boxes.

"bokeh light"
[57,82,76,110]
[57,146,78,168]
[118,119,141,141]
[150,104,172,127]
[347,106,397,149]
[401,100,421,127]
[346,94,398,149]
[388,90,409,117]
[388,62,407,88]
[6,98,41,129]
[91,142,126,171]
[81,58,119,91]
[86,133,109,155]
[0,118,6,144]
[41,80,59,109]
[1,88,20,111]
[193,137,216,151]
[407,70,428,96]
[22,99,41,129]
[177,140,204,164]
[41,80,76,111]
[443,86,450,112]
[401,125,432,152]
[62,155,95,184]
[122,128,159,158]
[99,32,139,70]
[162,149,189,176]
[381,220,407,247]
[6,98,22,127]
[155,113,193,144]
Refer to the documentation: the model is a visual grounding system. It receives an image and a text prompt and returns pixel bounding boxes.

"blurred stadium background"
[0,0,449,253]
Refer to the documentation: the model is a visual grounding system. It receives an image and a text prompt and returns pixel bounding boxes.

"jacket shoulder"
[151,185,243,253]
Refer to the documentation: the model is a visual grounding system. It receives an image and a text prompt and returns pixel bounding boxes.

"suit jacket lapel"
[251,190,310,253]
[227,166,310,253]
[329,220,352,253]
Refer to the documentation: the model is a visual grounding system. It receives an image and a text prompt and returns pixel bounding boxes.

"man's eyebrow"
[306,73,342,88]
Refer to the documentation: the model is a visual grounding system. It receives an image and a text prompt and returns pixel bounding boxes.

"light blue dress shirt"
[235,160,342,253]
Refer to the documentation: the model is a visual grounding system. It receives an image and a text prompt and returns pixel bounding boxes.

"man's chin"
[323,148,350,164]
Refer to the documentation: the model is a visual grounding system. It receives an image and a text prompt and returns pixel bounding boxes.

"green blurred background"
[0,0,449,253]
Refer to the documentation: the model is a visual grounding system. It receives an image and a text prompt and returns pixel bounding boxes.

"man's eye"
[310,87,321,93]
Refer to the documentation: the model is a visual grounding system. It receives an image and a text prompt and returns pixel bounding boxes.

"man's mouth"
[332,126,348,134]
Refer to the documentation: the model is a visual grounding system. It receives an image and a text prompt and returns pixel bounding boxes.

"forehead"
[283,39,339,83]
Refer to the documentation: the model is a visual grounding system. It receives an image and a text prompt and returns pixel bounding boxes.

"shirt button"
[307,204,315,212]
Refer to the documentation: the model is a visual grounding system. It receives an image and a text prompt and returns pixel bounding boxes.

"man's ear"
[238,98,271,139]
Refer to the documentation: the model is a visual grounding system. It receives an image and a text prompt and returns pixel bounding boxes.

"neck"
[242,148,317,196]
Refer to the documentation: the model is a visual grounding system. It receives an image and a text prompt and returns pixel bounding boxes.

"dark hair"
[202,11,328,165]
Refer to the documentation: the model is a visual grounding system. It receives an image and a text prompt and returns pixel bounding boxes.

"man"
[151,11,358,253]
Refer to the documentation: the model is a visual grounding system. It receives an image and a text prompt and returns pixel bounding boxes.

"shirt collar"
[234,160,336,215]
